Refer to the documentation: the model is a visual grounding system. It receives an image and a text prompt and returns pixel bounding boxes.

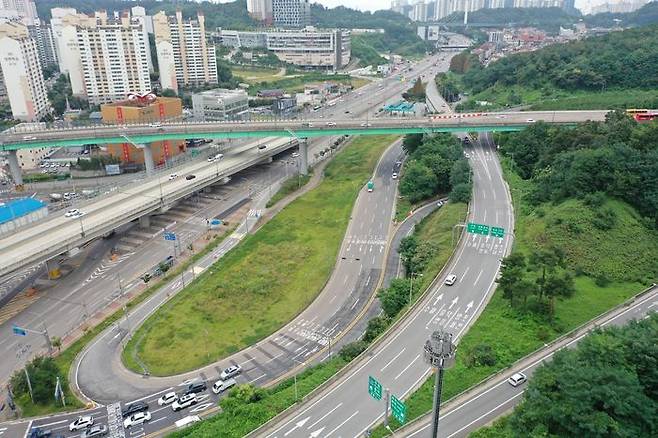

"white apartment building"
[153,10,218,94]
[27,22,59,67]
[0,21,50,121]
[220,27,351,70]
[192,88,249,121]
[50,9,152,104]
[248,0,273,22]
[0,0,38,26]
[272,0,311,27]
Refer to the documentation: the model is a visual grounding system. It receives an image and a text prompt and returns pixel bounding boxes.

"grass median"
[121,135,398,376]
[265,173,312,208]
[370,160,657,436]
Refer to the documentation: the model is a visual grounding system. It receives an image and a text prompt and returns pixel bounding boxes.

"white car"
[360,122,372,127]
[172,393,198,412]
[392,172,398,179]
[123,410,151,428]
[220,364,242,380]
[508,372,527,387]
[291,152,300,158]
[526,118,536,123]
[65,209,82,218]
[325,122,336,126]
[69,416,94,431]
[169,173,178,180]
[444,274,457,286]
[22,135,37,141]
[158,391,178,406]
[149,122,162,128]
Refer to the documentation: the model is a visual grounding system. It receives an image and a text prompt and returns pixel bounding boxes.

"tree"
[402,134,423,155]
[378,278,409,318]
[497,253,527,307]
[529,246,565,301]
[449,183,471,203]
[543,271,575,317]
[398,235,418,273]
[399,161,437,203]
[363,316,390,343]
[51,336,62,353]
[161,88,177,97]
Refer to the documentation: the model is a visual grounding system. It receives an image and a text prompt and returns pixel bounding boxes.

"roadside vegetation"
[122,136,397,376]
[265,173,312,208]
[472,314,658,437]
[168,198,466,438]
[371,115,658,435]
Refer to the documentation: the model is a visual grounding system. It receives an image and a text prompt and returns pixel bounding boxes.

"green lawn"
[247,73,367,96]
[232,66,283,84]
[265,173,312,208]
[122,136,398,376]
[370,161,655,437]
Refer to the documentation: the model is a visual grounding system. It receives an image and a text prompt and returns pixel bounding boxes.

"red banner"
[116,107,124,124]
[122,144,130,161]
[159,103,165,120]
[163,140,170,159]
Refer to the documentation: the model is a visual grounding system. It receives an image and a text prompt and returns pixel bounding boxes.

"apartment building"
[0,0,38,26]
[272,0,311,27]
[27,22,59,67]
[220,27,351,70]
[248,0,273,22]
[0,21,50,121]
[153,10,218,94]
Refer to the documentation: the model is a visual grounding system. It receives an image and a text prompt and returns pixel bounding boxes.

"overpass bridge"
[1,110,607,185]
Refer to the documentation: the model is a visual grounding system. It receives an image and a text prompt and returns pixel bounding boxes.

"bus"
[367,180,374,192]
[626,109,649,115]
[633,112,658,122]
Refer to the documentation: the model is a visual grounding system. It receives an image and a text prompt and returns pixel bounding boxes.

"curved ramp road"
[258,133,514,438]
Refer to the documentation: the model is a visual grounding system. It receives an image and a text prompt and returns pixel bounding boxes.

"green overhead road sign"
[467,222,490,236]
[391,394,407,424]
[491,226,505,238]
[368,376,382,400]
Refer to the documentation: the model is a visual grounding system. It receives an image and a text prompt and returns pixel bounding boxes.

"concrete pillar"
[142,143,155,176]
[139,215,151,229]
[7,150,23,186]
[46,259,61,280]
[299,139,309,176]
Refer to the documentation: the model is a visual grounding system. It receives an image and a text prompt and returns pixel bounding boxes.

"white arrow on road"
[465,300,474,313]
[309,427,325,437]
[284,417,310,436]
[448,296,459,310]
[433,293,444,305]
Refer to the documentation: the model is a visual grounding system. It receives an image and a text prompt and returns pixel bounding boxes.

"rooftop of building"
[0,198,46,225]
[102,96,181,108]
[384,101,416,113]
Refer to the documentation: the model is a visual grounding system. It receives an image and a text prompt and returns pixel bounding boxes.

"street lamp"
[423,330,457,438]
[292,358,306,402]
[410,272,423,304]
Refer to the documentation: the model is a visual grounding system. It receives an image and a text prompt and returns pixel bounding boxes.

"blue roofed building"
[0,197,48,235]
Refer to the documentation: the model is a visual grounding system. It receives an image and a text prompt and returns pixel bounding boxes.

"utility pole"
[423,330,457,438]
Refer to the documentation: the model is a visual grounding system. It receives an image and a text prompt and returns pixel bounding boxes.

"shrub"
[362,316,391,344]
[339,341,368,361]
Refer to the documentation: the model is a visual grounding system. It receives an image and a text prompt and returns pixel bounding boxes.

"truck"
[367,180,374,192]
[49,193,63,201]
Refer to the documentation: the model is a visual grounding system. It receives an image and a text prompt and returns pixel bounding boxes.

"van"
[212,378,236,394]
[175,415,201,429]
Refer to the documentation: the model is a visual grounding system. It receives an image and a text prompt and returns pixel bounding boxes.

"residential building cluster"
[216,27,351,70]
[590,0,652,14]
[391,0,574,21]
[247,0,311,27]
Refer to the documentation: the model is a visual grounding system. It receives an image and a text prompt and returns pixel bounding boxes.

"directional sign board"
[368,376,382,400]
[467,222,490,236]
[163,232,176,241]
[391,394,406,424]
[12,325,27,336]
[491,226,505,238]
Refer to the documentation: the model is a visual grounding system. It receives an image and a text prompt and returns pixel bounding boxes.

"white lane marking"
[284,417,310,436]
[264,352,284,364]
[149,416,168,425]
[32,419,67,428]
[307,403,343,429]
[462,266,470,279]
[250,373,267,384]
[446,392,523,438]
[380,348,406,372]
[394,353,420,380]
[324,410,359,438]
[473,269,483,286]
[350,298,360,311]
[241,356,257,365]
[483,209,487,223]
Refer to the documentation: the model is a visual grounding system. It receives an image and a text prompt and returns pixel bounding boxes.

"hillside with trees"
[585,1,658,28]
[441,7,580,33]
[472,314,658,438]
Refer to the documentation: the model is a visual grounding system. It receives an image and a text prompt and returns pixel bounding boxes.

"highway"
[256,129,515,438]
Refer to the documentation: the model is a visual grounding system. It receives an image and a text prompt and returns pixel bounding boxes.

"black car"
[121,400,149,418]
[185,381,208,395]
[258,144,267,150]
[28,428,51,438]
[185,174,196,180]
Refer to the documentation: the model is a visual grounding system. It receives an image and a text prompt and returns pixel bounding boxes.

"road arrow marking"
[465,300,474,313]
[284,417,310,436]
[309,427,325,437]
[433,293,444,305]
[448,297,459,310]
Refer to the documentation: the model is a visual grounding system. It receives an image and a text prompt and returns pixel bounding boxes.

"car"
[212,153,224,161]
[23,135,37,141]
[149,122,162,128]
[212,377,237,394]
[65,209,82,218]
[185,174,196,180]
[464,152,471,159]
[28,427,52,438]
[302,122,314,128]
[258,144,267,150]
[172,393,198,411]
[392,172,398,179]
[220,364,242,380]
[344,110,350,114]
[437,200,444,207]
[360,122,372,127]
[326,122,336,126]
[185,381,207,395]
[169,173,178,180]
[291,152,300,158]
[526,118,536,123]
[444,274,457,286]
[123,410,152,428]
[81,425,108,438]
[496,114,507,119]
[69,416,94,431]
[158,391,178,406]
[121,400,149,418]
[508,372,527,387]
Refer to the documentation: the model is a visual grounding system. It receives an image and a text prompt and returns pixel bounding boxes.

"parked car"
[220,364,242,380]
[444,274,457,286]
[508,372,527,387]
[69,416,94,431]
[123,411,151,428]
[121,400,148,418]
[158,391,178,406]
[172,393,198,412]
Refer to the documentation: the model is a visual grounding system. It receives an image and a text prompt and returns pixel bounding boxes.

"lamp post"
[423,330,457,438]
[410,272,423,304]
[292,358,306,402]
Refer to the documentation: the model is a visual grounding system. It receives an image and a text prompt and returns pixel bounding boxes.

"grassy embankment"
[370,159,657,436]
[13,228,235,417]
[168,201,466,437]
[245,72,370,96]
[265,173,312,208]
[122,135,397,376]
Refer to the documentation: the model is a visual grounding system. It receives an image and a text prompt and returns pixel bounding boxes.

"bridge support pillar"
[142,144,155,176]
[299,139,308,176]
[7,150,23,186]
[139,215,151,229]
[46,259,61,280]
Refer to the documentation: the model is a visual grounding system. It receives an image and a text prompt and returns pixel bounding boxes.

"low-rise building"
[16,146,51,170]
[0,197,48,236]
[191,88,249,121]
[101,96,185,165]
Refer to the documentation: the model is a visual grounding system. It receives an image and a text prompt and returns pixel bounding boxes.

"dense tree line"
[440,7,579,33]
[435,73,461,102]
[498,112,658,227]
[499,314,658,437]
[10,356,67,406]
[462,25,658,94]
[399,134,472,204]
[47,74,89,116]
